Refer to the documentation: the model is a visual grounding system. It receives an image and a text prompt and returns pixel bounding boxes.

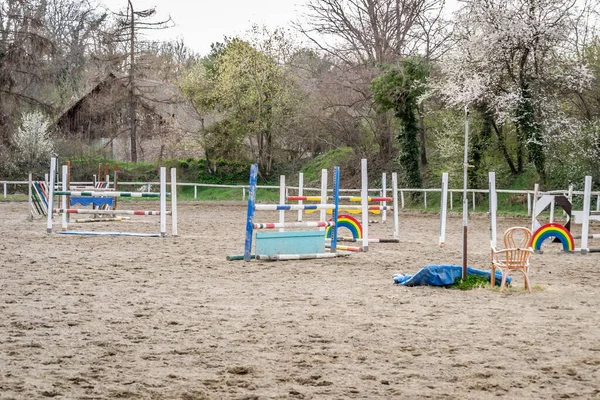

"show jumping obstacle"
[29,161,119,219]
[231,164,352,261]
[46,157,178,237]
[530,175,599,254]
[286,158,399,251]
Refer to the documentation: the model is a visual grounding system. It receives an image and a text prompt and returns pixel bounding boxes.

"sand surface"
[1,200,600,399]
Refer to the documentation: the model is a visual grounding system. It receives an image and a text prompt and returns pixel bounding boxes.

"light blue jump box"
[255,231,325,256]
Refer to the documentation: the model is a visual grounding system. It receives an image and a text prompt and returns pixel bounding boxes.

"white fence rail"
[2,179,599,215]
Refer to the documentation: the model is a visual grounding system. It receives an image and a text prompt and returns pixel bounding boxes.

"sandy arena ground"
[1,200,600,399]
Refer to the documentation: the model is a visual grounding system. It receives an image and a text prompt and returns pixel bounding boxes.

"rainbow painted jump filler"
[529,175,600,254]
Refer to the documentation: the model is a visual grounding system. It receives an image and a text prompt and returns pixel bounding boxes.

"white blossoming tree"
[11,111,55,176]
[437,0,596,183]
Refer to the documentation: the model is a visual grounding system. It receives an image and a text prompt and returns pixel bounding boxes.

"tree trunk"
[490,119,518,175]
[417,103,428,167]
[468,106,492,188]
[375,110,393,165]
[128,0,137,162]
[397,105,421,189]
[516,88,545,183]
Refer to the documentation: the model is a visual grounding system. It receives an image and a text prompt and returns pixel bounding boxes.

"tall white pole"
[28,172,33,220]
[439,172,448,247]
[581,176,592,254]
[382,173,387,222]
[462,105,469,279]
[489,172,497,249]
[46,157,56,233]
[361,158,369,252]
[160,167,166,237]
[392,172,399,240]
[297,172,304,222]
[279,175,285,232]
[61,165,68,231]
[171,168,178,237]
[531,183,539,231]
[319,169,328,229]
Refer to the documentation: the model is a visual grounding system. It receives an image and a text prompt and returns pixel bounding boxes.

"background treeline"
[1,0,599,193]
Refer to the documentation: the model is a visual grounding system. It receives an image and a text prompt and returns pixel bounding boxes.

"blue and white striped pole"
[244,164,259,261]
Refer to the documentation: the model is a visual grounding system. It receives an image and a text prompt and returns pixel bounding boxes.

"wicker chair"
[491,227,534,293]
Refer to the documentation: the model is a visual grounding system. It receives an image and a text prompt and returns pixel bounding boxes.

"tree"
[371,57,429,188]
[43,0,108,105]
[296,0,447,166]
[438,0,595,183]
[11,111,54,175]
[110,0,172,162]
[0,0,54,148]
[297,0,432,64]
[181,28,303,176]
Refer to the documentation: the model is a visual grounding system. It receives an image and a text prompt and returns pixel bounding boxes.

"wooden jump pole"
[255,204,336,211]
[253,221,335,229]
[53,209,170,216]
[54,191,164,198]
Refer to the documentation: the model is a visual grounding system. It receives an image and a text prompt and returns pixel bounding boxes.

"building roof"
[54,72,203,134]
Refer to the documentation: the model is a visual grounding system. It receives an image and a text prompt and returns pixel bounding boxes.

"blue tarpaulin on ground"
[393,264,510,286]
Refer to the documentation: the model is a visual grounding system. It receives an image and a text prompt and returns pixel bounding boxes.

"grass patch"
[448,274,490,290]
[177,186,280,202]
[0,194,28,201]
[300,147,355,184]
